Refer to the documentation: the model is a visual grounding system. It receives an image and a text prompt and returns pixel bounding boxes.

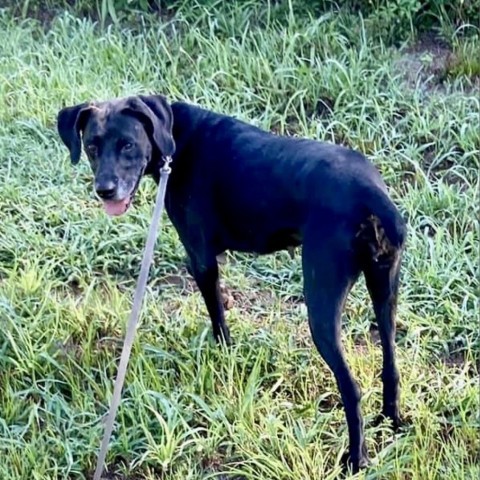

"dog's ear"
[123,95,175,156]
[57,103,93,164]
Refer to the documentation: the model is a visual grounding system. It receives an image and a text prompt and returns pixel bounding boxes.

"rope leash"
[93,156,172,480]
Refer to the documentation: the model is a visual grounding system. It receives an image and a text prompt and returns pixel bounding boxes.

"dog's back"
[169,101,405,255]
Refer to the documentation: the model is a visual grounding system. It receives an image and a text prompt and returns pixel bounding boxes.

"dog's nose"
[95,177,118,200]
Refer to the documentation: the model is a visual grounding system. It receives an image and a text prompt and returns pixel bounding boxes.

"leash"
[93,156,172,480]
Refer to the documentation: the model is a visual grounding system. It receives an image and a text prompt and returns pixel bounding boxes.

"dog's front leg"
[188,254,231,345]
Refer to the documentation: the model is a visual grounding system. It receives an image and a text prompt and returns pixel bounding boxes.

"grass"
[0,1,479,479]
[446,36,480,80]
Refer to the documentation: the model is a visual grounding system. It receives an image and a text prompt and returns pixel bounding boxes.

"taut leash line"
[93,156,172,480]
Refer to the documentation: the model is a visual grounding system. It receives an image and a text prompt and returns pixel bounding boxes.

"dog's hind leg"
[363,252,403,429]
[302,226,367,473]
[188,253,231,345]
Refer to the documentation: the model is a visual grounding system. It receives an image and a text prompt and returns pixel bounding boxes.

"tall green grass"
[0,2,478,479]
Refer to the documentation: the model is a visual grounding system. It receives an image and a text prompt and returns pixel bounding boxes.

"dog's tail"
[363,187,407,249]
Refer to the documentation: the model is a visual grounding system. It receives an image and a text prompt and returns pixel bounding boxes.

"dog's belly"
[214,194,304,255]
[221,226,302,255]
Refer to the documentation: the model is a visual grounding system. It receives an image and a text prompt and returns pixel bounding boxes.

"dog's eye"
[86,144,98,156]
[122,142,134,152]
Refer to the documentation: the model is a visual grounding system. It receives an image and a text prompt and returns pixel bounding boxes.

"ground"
[0,2,478,479]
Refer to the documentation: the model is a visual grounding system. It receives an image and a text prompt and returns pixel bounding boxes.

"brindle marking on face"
[57,95,175,215]
[83,101,153,205]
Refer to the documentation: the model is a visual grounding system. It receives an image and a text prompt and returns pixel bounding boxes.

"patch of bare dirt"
[394,32,453,91]
[158,267,235,311]
[229,285,276,316]
[85,466,144,480]
[0,0,174,29]
[353,330,379,356]
[353,322,410,353]
[219,282,235,310]
[443,350,468,368]
[200,452,243,479]
[159,269,196,293]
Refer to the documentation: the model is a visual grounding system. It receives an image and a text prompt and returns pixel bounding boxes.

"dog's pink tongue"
[103,198,129,216]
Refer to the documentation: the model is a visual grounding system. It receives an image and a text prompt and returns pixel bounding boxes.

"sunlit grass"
[0,2,478,479]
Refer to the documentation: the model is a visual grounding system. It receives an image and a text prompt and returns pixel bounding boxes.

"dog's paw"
[214,330,232,347]
[341,448,370,476]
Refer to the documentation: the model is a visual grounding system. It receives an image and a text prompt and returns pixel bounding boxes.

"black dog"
[57,95,406,473]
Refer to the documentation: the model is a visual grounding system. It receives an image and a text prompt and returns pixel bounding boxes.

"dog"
[57,94,406,473]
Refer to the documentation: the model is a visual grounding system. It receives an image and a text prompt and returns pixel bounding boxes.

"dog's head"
[57,95,175,216]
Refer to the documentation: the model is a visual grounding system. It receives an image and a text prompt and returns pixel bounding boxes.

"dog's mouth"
[101,172,144,217]
[102,197,132,216]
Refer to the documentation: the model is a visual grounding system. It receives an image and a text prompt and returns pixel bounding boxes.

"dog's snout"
[95,177,118,200]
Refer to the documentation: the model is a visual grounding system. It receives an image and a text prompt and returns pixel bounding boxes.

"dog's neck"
[146,101,212,183]
[171,101,211,155]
